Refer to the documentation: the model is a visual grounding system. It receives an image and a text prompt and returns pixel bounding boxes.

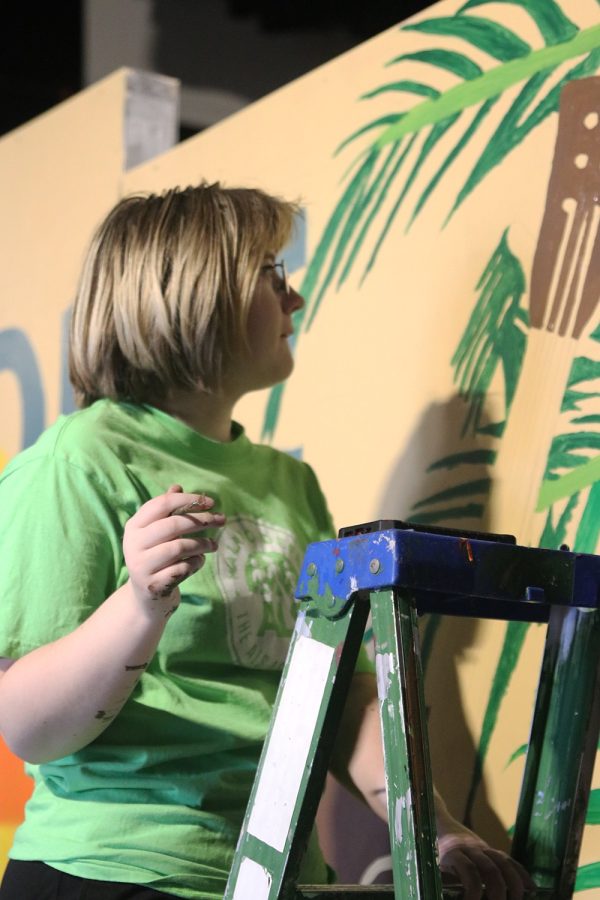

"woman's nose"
[285,286,305,313]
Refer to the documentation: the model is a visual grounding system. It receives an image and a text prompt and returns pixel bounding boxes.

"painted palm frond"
[537,328,600,510]
[576,862,600,893]
[464,331,599,819]
[463,489,582,823]
[464,452,600,832]
[587,789,600,826]
[298,3,600,333]
[452,229,527,435]
[409,233,526,530]
[544,431,600,480]
[261,2,599,440]
[464,360,599,863]
[425,297,600,837]
[562,356,600,415]
[410,233,526,666]
[544,327,600,486]
[573,478,600,554]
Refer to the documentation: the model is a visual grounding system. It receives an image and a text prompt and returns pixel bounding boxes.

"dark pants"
[0,861,177,899]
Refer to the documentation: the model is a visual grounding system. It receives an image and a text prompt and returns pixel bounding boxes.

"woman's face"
[223,254,304,398]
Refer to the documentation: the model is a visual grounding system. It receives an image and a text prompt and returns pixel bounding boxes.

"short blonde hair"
[69,181,299,407]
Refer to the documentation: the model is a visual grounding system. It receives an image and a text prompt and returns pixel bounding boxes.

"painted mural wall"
[1,0,599,890]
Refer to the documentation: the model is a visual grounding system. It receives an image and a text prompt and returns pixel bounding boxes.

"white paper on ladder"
[232,856,272,900]
[247,634,335,852]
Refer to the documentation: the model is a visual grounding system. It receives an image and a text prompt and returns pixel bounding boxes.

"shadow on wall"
[381,394,510,848]
[317,394,509,885]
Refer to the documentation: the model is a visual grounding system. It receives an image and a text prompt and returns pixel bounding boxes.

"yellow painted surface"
[0,825,13,878]
[0,70,129,458]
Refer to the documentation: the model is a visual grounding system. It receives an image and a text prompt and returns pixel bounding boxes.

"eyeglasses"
[261,259,289,295]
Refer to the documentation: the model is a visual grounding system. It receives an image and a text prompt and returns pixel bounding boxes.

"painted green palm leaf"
[505,743,527,767]
[385,48,484,80]
[544,432,600,480]
[576,863,600,893]
[457,0,579,45]
[463,490,583,823]
[464,339,600,821]
[448,48,600,222]
[300,6,599,331]
[464,436,600,832]
[562,356,600,413]
[261,2,600,440]
[586,789,600,826]
[452,229,527,434]
[371,39,600,266]
[361,80,441,101]
[539,340,600,507]
[538,456,600,512]
[375,29,599,147]
[410,231,526,532]
[574,480,600,554]
[402,15,531,62]
[412,233,523,670]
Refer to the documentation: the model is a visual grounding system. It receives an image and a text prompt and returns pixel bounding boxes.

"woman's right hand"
[123,484,226,615]
[0,485,226,763]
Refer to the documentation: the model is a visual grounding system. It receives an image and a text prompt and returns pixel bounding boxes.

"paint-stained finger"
[483,850,537,899]
[171,495,215,516]
[440,849,484,900]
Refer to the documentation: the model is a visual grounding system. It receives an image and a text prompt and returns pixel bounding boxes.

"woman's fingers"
[144,536,218,574]
[441,848,485,900]
[139,511,226,550]
[440,845,536,900]
[123,488,226,607]
[171,495,215,516]
[130,491,216,528]
[484,850,537,898]
[145,557,206,602]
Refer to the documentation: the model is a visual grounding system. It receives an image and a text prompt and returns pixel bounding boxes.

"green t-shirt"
[0,399,351,898]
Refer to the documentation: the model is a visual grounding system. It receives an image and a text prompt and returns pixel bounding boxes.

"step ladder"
[224,520,600,900]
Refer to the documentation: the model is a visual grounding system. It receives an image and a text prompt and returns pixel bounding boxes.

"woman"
[0,182,533,899]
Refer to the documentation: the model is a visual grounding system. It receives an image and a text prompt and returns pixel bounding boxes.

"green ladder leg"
[224,584,374,900]
[511,604,600,895]
[224,583,442,900]
[369,588,441,900]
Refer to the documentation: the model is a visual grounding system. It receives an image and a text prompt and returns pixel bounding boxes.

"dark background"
[0,0,432,139]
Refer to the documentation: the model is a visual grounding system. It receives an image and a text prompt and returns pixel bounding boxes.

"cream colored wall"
[0,72,130,461]
[1,0,598,888]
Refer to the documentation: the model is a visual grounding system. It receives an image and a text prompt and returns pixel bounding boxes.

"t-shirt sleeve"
[0,455,124,659]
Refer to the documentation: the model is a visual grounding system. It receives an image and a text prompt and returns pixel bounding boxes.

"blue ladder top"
[295,520,600,622]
